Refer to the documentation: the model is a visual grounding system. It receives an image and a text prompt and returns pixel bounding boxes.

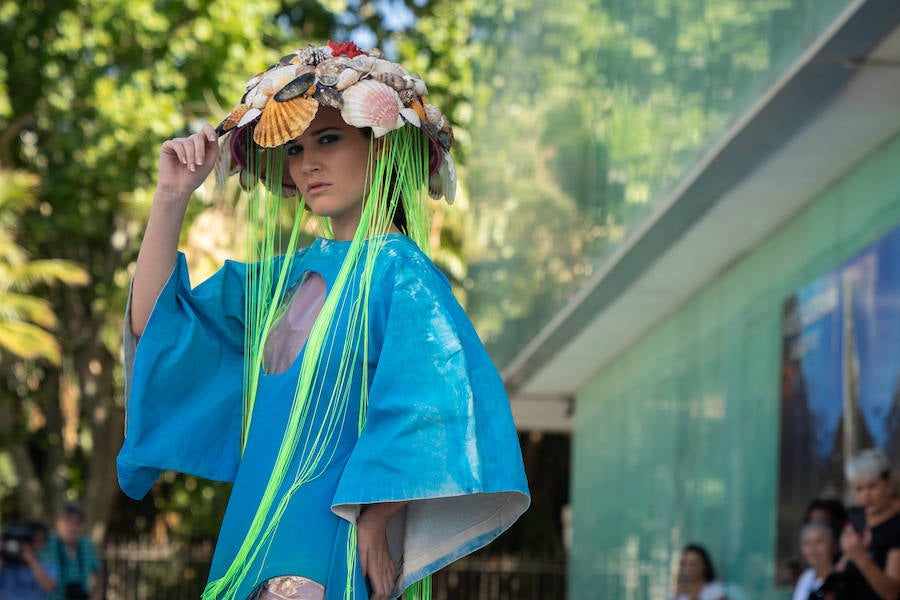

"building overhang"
[504,0,900,432]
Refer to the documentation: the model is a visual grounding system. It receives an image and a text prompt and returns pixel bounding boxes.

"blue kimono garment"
[117,234,530,599]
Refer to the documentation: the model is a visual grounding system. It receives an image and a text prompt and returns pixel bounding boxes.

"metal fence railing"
[101,542,566,599]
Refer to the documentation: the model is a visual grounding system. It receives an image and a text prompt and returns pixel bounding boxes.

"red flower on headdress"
[328,40,366,58]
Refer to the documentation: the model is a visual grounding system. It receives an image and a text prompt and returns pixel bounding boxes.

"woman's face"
[851,474,894,514]
[679,550,706,583]
[800,527,834,570]
[286,107,371,240]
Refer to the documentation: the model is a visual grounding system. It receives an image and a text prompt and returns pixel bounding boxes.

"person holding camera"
[0,521,58,599]
[41,504,100,600]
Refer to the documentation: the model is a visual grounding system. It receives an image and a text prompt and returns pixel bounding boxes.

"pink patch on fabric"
[263,272,327,374]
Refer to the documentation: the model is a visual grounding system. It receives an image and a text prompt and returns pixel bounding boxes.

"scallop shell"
[340,80,404,138]
[216,103,251,134]
[253,95,318,148]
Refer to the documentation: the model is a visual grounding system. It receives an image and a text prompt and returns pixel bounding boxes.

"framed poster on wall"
[775,224,900,585]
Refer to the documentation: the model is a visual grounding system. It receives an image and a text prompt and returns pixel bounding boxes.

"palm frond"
[0,292,58,328]
[0,321,61,365]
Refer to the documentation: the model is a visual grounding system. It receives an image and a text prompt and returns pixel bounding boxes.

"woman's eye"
[319,134,339,145]
[286,144,303,156]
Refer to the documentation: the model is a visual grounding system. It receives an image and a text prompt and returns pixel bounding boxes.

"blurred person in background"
[793,520,844,600]
[41,504,101,600]
[669,543,726,600]
[838,448,900,599]
[0,519,57,599]
[804,498,848,541]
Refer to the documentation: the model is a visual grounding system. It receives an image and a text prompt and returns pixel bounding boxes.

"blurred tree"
[0,168,88,520]
[0,0,471,545]
[458,0,833,368]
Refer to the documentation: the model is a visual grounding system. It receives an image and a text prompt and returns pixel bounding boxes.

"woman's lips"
[306,182,331,194]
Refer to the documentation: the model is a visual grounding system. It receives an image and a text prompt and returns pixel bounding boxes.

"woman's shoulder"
[699,580,726,600]
[377,235,449,284]
[791,569,817,600]
[871,509,900,546]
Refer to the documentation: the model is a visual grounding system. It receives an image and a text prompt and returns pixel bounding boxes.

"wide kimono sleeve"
[331,250,530,591]
[117,252,246,499]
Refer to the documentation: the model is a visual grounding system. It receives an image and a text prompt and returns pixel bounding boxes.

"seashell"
[409,97,427,122]
[297,45,332,66]
[216,103,251,134]
[315,59,347,87]
[429,152,457,204]
[237,107,262,128]
[345,55,377,74]
[372,59,408,76]
[424,103,445,129]
[254,96,318,148]
[398,88,417,106]
[374,72,415,91]
[294,64,315,77]
[313,86,343,110]
[335,68,361,90]
[279,52,300,66]
[367,47,383,59]
[273,73,316,102]
[250,91,269,110]
[422,109,453,151]
[399,107,420,128]
[340,80,404,138]
[258,65,298,97]
[214,130,236,187]
[317,74,338,87]
[245,73,263,91]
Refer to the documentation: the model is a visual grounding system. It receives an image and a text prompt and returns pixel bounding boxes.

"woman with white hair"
[839,448,900,599]
[792,520,842,600]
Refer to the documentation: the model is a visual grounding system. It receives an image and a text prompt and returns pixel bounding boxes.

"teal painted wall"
[570,133,900,599]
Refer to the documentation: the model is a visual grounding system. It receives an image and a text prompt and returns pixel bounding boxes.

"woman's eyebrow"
[305,127,342,137]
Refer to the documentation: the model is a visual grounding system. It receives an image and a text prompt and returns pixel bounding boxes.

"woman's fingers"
[200,122,217,143]
[190,131,208,170]
[359,545,394,600]
[161,129,218,173]
[161,138,188,166]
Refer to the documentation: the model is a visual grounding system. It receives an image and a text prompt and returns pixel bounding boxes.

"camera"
[1,524,34,563]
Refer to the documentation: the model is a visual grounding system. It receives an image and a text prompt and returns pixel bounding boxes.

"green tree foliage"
[458,0,847,366]
[0,0,473,543]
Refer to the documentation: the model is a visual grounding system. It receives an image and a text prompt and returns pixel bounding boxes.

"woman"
[793,520,842,600]
[838,448,900,599]
[117,40,530,600]
[670,544,726,600]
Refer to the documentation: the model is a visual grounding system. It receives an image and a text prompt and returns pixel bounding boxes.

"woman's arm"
[841,525,900,600]
[131,124,218,336]
[357,501,407,600]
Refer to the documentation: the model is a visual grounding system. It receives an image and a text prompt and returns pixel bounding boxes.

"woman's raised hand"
[157,123,219,197]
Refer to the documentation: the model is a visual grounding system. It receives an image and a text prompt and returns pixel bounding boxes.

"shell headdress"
[216,40,457,203]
